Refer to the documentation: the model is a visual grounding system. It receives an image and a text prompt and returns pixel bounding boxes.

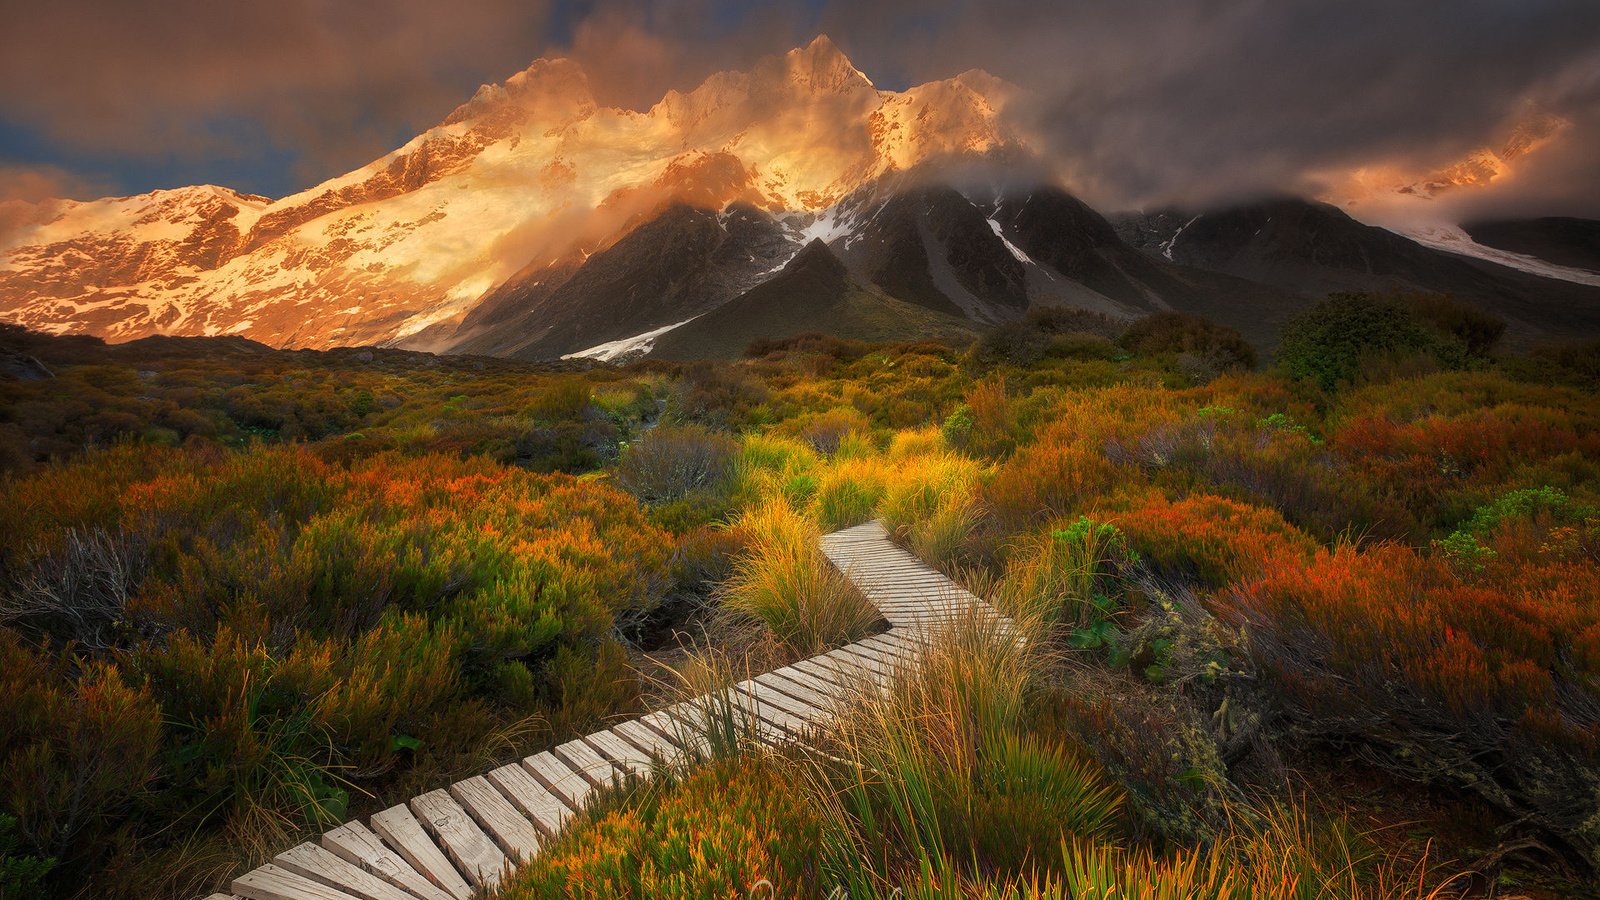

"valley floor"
[1,297,1597,898]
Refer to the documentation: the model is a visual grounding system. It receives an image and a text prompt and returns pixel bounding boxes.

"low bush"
[1406,292,1506,357]
[1275,292,1441,391]
[1227,540,1600,865]
[502,755,825,899]
[615,424,739,505]
[1107,494,1317,589]
[1120,312,1257,374]
[0,444,670,894]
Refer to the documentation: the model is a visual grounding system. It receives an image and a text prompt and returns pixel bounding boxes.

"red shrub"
[1107,493,1316,588]
[1227,539,1600,861]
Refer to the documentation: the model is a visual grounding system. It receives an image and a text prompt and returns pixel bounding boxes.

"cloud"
[558,0,811,110]
[812,0,1600,213]
[0,164,117,244]
[1,0,1596,217]
[0,0,557,195]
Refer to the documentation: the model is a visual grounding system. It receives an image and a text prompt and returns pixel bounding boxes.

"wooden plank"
[742,678,822,722]
[830,644,894,676]
[788,657,849,688]
[730,684,809,735]
[766,665,841,700]
[449,775,543,862]
[858,635,911,659]
[873,631,926,655]
[584,729,656,776]
[234,863,365,900]
[638,709,712,759]
[553,738,626,789]
[523,750,594,810]
[612,719,684,765]
[368,805,472,900]
[320,821,455,900]
[409,789,507,890]
[273,842,420,900]
[798,654,876,688]
[487,762,571,837]
[758,670,835,708]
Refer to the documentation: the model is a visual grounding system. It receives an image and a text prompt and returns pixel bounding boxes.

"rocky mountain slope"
[1115,198,1600,345]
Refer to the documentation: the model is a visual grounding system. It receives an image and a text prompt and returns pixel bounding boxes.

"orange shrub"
[984,439,1120,531]
[1227,540,1600,861]
[1107,493,1316,588]
[1332,403,1600,524]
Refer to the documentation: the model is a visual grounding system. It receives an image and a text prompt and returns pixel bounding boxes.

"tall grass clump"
[990,516,1131,629]
[721,500,878,657]
[815,457,889,531]
[877,450,987,568]
[813,611,1124,891]
[1057,801,1455,900]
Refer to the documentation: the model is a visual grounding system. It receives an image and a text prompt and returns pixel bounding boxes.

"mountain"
[1115,198,1600,345]
[0,37,1019,348]
[3,37,1598,360]
[651,239,977,359]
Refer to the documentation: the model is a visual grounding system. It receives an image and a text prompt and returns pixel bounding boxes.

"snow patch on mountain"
[562,315,701,362]
[986,217,1034,264]
[1385,221,1600,286]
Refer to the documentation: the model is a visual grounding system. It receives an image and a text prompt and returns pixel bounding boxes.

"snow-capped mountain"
[0,37,1020,348]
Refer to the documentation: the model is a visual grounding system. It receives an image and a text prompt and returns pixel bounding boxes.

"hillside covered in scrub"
[1,294,1598,899]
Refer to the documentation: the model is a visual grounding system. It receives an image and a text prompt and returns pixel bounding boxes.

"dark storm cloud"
[814,0,1600,213]
[1,0,1596,214]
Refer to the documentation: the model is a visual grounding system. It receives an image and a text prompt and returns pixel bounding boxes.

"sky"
[2,0,1598,215]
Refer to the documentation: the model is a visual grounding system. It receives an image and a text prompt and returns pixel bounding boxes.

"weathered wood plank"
[368,805,473,900]
[320,821,455,900]
[523,750,594,810]
[449,775,542,862]
[553,738,627,788]
[757,670,835,709]
[731,684,809,734]
[409,789,508,889]
[585,729,656,776]
[742,678,822,721]
[273,841,420,900]
[766,664,842,700]
[486,762,571,838]
[638,709,712,759]
[233,863,365,900]
[612,719,683,766]
[788,657,851,688]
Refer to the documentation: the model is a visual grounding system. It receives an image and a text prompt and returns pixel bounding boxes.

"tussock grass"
[721,500,879,657]
[809,609,1122,891]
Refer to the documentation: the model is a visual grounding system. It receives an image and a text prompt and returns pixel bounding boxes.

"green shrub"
[1406,292,1505,357]
[1120,312,1257,372]
[1275,293,1437,391]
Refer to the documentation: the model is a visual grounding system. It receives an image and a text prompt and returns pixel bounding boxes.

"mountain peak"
[783,34,874,93]
[443,57,595,128]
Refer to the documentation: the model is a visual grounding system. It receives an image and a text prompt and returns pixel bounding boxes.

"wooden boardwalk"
[207,521,1003,900]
